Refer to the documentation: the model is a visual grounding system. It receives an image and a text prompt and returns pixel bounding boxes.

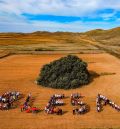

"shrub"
[37,55,90,89]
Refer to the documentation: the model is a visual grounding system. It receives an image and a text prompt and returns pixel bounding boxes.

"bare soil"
[0,53,120,129]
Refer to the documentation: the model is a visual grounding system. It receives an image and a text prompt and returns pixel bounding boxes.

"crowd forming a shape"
[0,91,120,115]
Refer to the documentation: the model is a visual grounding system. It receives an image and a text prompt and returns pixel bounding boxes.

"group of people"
[0,91,21,110]
[54,94,65,99]
[73,105,88,115]
[21,93,31,112]
[71,93,81,99]
[0,91,120,114]
[20,93,40,113]
[49,94,64,106]
[71,93,89,115]
[71,93,84,106]
[96,94,120,112]
[44,94,63,115]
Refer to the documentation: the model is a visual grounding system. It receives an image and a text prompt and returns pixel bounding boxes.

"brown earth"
[0,32,100,56]
[1,28,120,58]
[0,53,120,129]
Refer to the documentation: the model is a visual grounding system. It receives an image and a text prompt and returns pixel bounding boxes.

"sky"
[0,0,120,32]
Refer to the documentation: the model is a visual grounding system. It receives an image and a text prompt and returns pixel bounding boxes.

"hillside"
[84,27,120,58]
[0,31,99,55]
[84,27,120,45]
[0,27,120,58]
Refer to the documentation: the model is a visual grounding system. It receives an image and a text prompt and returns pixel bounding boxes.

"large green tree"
[36,55,90,89]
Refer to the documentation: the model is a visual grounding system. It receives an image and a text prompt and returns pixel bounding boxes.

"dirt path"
[0,54,120,129]
[81,38,120,59]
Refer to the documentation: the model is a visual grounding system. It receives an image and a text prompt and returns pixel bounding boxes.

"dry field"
[0,53,120,129]
[1,27,120,58]
[0,32,103,55]
[1,30,120,59]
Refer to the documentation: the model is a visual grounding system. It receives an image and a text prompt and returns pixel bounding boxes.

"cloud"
[0,0,120,32]
[1,0,120,16]
[1,18,120,32]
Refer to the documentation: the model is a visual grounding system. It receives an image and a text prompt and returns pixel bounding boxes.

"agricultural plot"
[0,53,120,129]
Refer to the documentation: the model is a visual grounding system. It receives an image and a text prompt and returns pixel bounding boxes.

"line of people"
[49,94,64,106]
[44,94,63,115]
[71,93,89,115]
[20,93,40,113]
[96,94,120,112]
[21,93,31,112]
[0,91,120,114]
[71,93,84,106]
[54,94,65,99]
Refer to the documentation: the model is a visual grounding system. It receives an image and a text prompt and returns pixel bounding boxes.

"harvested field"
[0,53,120,129]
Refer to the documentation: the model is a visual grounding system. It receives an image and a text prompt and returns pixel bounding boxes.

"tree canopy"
[36,55,90,89]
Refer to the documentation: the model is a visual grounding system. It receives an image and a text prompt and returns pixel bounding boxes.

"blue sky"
[0,0,120,32]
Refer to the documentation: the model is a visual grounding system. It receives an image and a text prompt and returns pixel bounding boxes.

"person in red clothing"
[25,106,31,113]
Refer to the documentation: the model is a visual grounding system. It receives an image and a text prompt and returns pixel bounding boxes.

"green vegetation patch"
[36,55,90,89]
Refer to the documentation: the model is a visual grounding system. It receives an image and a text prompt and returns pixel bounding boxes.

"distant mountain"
[84,27,120,45]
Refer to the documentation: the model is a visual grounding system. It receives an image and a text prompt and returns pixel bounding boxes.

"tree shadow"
[99,72,116,76]
[89,71,116,83]
[89,70,100,83]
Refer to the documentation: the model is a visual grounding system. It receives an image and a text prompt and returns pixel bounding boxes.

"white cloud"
[0,18,120,32]
[0,0,120,16]
[0,0,120,32]
[99,11,116,20]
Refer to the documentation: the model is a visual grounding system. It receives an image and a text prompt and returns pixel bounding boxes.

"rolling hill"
[0,27,120,58]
